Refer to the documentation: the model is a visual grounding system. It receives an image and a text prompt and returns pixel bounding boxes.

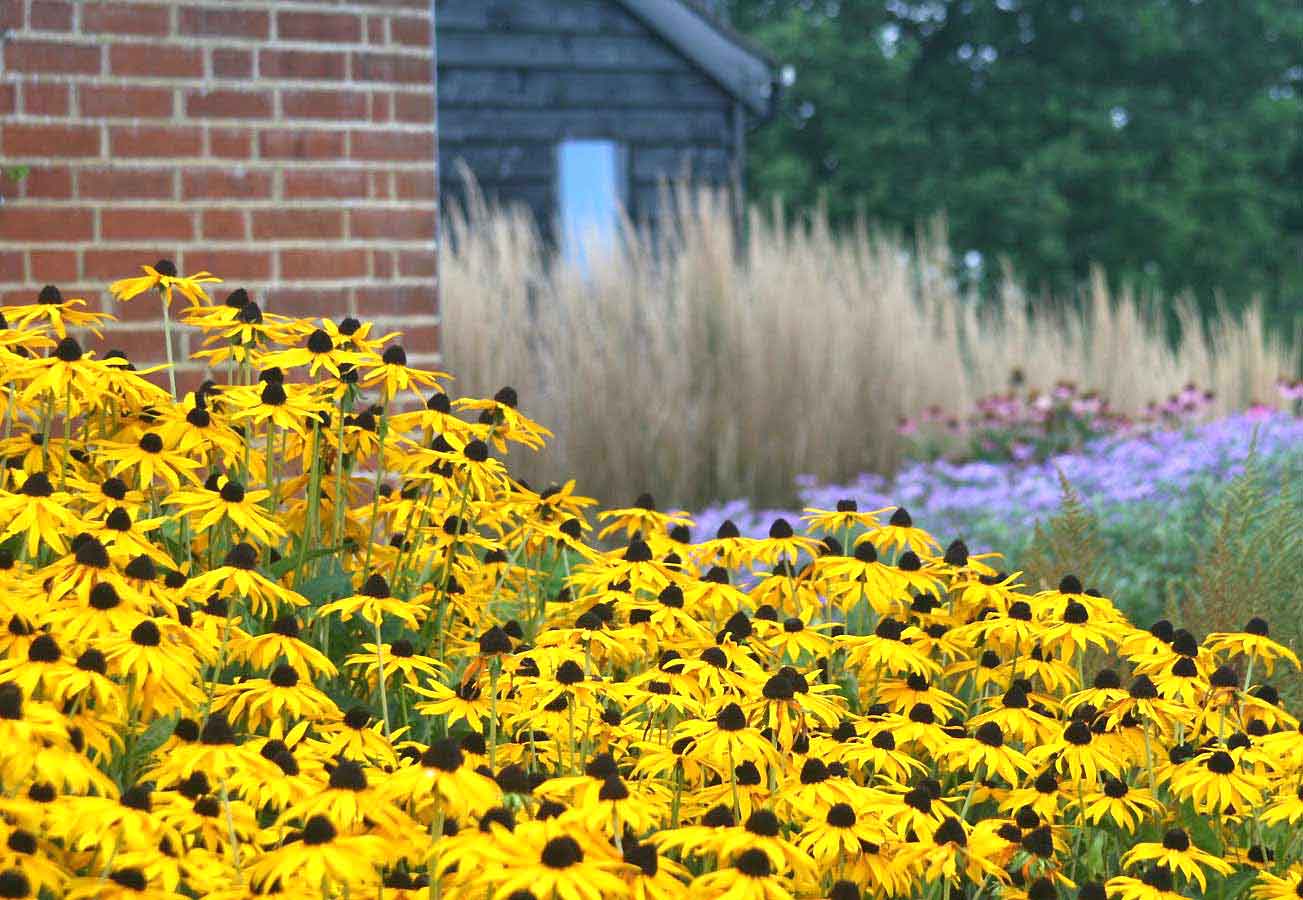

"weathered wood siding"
[436,0,740,232]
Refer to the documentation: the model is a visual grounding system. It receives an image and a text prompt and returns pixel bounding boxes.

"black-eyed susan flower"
[212,663,339,737]
[109,261,220,308]
[1119,828,1235,892]
[248,815,384,892]
[1,285,113,338]
[1250,866,1303,899]
[1072,776,1163,833]
[360,344,449,403]
[163,477,285,546]
[185,543,307,619]
[1166,747,1267,814]
[99,431,204,493]
[382,738,501,819]
[863,506,940,556]
[485,818,628,900]
[0,471,84,556]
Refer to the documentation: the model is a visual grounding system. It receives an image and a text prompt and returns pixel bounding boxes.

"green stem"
[361,400,391,577]
[220,778,242,875]
[161,294,177,398]
[488,658,500,771]
[374,617,391,736]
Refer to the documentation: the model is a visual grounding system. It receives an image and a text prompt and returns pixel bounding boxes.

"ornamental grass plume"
[440,184,1295,508]
[0,266,1299,899]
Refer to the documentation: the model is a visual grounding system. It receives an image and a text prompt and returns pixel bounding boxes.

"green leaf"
[269,545,345,581]
[296,571,353,605]
[136,714,178,757]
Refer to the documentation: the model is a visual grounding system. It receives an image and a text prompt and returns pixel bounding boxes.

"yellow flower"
[1119,828,1235,892]
[360,343,449,402]
[164,476,286,545]
[98,431,204,493]
[109,260,220,308]
[1,285,114,338]
[248,816,385,893]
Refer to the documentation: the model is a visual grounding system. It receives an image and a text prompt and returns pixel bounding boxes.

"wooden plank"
[438,107,731,144]
[438,68,730,110]
[441,176,554,223]
[437,31,684,71]
[435,0,646,35]
[441,142,556,182]
[631,144,732,181]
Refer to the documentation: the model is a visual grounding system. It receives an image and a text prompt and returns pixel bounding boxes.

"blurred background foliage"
[725,0,1303,331]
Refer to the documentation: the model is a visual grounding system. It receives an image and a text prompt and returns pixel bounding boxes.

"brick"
[0,208,94,243]
[28,251,76,282]
[2,124,101,158]
[398,250,436,278]
[369,92,391,123]
[394,171,437,199]
[96,328,169,363]
[393,92,434,123]
[101,209,194,241]
[279,249,368,280]
[350,208,434,241]
[0,251,22,277]
[212,49,253,79]
[206,128,253,159]
[23,82,71,116]
[83,2,171,35]
[180,249,271,280]
[182,168,271,200]
[111,125,203,158]
[390,16,431,47]
[0,85,14,116]
[354,285,433,317]
[264,287,349,317]
[351,52,431,84]
[283,168,369,199]
[0,0,22,29]
[105,292,186,322]
[259,49,346,81]
[21,166,74,199]
[80,85,173,118]
[200,209,247,241]
[369,171,391,201]
[371,249,395,278]
[80,168,176,200]
[258,130,345,160]
[395,322,440,352]
[366,16,386,44]
[185,90,272,119]
[30,1,72,31]
[350,129,433,161]
[179,6,268,39]
[251,209,344,241]
[110,44,203,79]
[84,248,169,280]
[4,39,101,76]
[278,10,362,43]
[282,89,367,121]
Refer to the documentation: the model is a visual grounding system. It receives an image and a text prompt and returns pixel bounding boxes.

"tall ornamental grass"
[441,187,1295,508]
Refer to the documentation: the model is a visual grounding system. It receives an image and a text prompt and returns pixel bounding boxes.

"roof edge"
[616,0,776,116]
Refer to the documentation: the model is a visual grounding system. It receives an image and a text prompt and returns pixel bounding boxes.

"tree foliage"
[726,0,1303,324]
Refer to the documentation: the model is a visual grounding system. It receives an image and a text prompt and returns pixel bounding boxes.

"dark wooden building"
[435,0,777,253]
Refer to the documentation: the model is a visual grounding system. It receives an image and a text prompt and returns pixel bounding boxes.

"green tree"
[728,0,1303,328]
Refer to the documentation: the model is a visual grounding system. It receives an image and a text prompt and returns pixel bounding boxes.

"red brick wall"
[0,0,439,382]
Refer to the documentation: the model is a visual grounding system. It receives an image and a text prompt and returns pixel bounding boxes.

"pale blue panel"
[558,139,625,269]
